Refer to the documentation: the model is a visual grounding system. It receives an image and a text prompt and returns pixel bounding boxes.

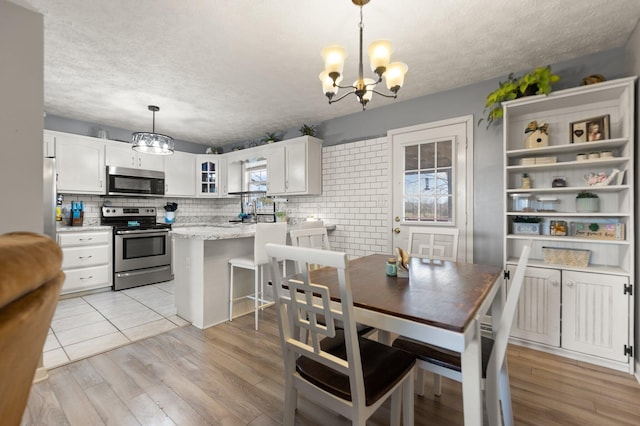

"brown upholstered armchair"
[0,232,64,426]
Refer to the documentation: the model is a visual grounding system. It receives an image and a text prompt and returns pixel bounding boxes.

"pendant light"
[131,105,174,155]
[319,0,408,110]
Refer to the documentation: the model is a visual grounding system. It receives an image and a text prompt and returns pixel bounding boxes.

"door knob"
[395,216,401,222]
[394,227,401,234]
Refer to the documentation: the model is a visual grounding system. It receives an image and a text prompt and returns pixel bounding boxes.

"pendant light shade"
[131,105,174,155]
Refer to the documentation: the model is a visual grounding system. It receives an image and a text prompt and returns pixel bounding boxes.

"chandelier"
[131,105,174,155]
[319,0,408,110]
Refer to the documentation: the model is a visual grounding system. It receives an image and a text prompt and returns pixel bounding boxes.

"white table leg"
[461,318,483,426]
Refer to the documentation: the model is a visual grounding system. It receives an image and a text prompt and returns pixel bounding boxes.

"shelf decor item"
[512,216,543,235]
[575,191,599,213]
[480,66,560,128]
[572,222,624,240]
[524,121,549,148]
[570,114,610,143]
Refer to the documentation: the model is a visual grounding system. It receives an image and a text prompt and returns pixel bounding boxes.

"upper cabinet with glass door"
[196,154,223,197]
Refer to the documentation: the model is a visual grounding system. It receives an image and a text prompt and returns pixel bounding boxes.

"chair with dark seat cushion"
[0,232,64,426]
[266,243,416,426]
[392,241,531,426]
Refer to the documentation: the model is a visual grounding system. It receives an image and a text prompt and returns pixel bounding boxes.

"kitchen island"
[171,222,335,329]
[171,224,257,329]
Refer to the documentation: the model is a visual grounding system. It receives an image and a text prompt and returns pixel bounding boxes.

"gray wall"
[315,48,629,266]
[625,19,640,379]
[0,1,43,234]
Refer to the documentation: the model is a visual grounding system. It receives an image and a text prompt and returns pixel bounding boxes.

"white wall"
[0,1,43,234]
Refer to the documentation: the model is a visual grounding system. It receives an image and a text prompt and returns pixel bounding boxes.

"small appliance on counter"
[164,202,178,223]
[70,201,84,226]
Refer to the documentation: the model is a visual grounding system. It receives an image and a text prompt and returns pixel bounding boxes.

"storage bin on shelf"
[542,247,591,267]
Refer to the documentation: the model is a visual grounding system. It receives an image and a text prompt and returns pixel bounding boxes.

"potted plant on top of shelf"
[575,191,599,213]
[261,132,281,144]
[299,124,317,137]
[479,66,561,128]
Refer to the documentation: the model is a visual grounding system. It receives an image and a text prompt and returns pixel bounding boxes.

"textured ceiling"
[11,0,640,146]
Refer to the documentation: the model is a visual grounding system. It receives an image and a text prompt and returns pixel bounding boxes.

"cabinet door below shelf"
[562,270,630,363]
[508,266,561,346]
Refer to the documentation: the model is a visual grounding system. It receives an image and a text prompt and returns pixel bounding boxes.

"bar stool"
[228,222,287,330]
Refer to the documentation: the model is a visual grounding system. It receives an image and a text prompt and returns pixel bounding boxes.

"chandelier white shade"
[131,105,174,155]
[319,0,408,110]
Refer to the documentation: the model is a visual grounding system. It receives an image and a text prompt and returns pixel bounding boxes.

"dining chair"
[392,241,531,426]
[289,227,331,273]
[228,222,287,330]
[406,226,459,261]
[289,227,374,338]
[265,243,416,426]
[406,226,461,392]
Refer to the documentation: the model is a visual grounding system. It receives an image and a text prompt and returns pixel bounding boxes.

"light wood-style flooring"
[23,308,640,425]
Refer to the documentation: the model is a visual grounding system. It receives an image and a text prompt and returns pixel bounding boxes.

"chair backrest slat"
[289,227,331,273]
[407,226,459,261]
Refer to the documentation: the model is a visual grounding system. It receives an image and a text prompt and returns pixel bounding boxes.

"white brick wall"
[286,137,391,258]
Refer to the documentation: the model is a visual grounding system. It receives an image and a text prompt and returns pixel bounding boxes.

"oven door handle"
[115,229,169,236]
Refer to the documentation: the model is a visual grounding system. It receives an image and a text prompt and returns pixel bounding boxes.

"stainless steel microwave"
[106,166,165,197]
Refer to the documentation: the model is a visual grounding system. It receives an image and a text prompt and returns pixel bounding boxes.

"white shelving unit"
[502,77,636,373]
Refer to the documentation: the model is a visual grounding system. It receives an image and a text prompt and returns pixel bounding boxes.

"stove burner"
[101,206,171,230]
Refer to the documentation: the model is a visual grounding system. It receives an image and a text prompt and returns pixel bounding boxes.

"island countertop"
[170,224,256,240]
[170,223,335,241]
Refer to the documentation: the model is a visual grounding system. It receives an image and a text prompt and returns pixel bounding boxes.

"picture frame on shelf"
[570,114,610,143]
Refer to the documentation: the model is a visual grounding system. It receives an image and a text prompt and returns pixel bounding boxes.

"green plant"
[299,124,317,136]
[480,66,560,128]
[576,191,599,198]
[275,211,286,217]
[513,216,543,223]
[261,132,280,143]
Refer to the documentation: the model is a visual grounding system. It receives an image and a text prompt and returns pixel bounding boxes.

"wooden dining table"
[307,254,503,426]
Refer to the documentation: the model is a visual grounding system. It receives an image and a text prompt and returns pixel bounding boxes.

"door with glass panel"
[390,117,472,263]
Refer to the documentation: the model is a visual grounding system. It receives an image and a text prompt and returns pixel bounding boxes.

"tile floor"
[43,281,189,369]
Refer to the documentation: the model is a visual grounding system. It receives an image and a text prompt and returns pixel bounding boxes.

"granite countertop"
[170,223,256,240]
[170,223,336,241]
[57,225,112,233]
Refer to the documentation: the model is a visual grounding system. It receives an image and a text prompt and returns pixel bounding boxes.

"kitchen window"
[245,160,267,192]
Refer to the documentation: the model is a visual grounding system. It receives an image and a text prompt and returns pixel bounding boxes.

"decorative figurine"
[524,121,549,149]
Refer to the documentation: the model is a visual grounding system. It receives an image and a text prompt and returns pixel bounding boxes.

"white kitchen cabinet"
[225,151,244,194]
[164,151,196,197]
[196,155,224,197]
[50,130,106,195]
[502,77,636,373]
[266,136,322,195]
[43,131,55,158]
[57,230,112,294]
[105,140,164,171]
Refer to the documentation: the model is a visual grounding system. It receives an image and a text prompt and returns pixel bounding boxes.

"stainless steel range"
[101,206,173,290]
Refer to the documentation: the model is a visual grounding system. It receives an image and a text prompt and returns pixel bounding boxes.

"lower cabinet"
[508,266,632,369]
[58,230,112,294]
